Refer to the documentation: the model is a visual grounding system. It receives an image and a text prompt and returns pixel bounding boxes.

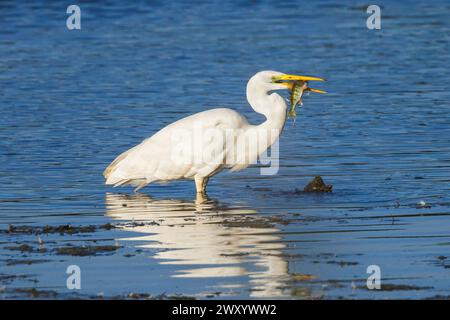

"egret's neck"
[246,84,287,132]
[246,83,288,154]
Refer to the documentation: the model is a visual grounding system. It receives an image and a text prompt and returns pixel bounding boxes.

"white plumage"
[104,70,325,193]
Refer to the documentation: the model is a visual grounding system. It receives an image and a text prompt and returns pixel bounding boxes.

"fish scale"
[288,80,308,118]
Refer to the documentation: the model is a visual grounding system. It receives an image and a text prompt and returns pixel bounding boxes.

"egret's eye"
[271,77,282,83]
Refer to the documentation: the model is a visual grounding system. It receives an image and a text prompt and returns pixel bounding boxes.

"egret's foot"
[195,191,209,205]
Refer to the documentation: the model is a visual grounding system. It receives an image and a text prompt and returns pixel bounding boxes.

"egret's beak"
[274,74,326,82]
[306,87,327,94]
[273,73,327,94]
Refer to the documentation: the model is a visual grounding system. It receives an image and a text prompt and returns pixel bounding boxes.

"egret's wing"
[104,108,248,187]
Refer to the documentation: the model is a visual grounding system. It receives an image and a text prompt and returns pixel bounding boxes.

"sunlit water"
[1,1,450,299]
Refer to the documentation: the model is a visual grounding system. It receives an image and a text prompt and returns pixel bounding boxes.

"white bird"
[104,71,325,193]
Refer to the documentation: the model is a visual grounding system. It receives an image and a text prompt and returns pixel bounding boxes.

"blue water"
[1,1,450,299]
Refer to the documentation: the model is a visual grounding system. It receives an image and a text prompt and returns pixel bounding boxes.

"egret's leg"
[194,176,203,193]
[195,176,209,193]
[202,177,209,192]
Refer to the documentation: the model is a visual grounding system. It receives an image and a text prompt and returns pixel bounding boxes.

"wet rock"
[360,283,432,291]
[292,273,316,281]
[0,274,30,284]
[128,292,152,299]
[326,260,359,267]
[127,292,195,300]
[5,244,33,252]
[56,245,121,256]
[303,176,332,193]
[13,288,58,298]
[43,224,96,234]
[3,223,116,235]
[7,225,34,234]
[6,259,51,266]
[100,223,116,230]
[290,287,314,298]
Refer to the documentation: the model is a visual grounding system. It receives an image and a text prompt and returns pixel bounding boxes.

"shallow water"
[1,1,450,299]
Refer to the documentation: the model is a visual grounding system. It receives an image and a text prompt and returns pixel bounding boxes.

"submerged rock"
[303,176,332,193]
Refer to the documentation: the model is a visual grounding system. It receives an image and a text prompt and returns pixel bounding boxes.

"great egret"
[104,71,325,193]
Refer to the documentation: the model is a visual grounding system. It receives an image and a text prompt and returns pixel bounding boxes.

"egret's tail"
[103,146,148,191]
[103,148,132,181]
[111,178,148,192]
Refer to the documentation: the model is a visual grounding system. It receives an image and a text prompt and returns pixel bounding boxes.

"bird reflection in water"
[105,193,313,298]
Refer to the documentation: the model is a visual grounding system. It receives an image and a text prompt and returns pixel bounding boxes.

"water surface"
[1,1,450,299]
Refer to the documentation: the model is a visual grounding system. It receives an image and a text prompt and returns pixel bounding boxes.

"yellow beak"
[274,73,327,94]
[274,73,326,82]
[306,87,327,94]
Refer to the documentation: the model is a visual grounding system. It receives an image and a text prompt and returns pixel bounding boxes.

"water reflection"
[105,193,303,298]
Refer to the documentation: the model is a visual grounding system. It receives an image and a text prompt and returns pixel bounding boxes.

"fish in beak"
[272,73,327,117]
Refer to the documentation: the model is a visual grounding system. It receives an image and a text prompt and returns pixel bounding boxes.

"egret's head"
[250,70,326,93]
